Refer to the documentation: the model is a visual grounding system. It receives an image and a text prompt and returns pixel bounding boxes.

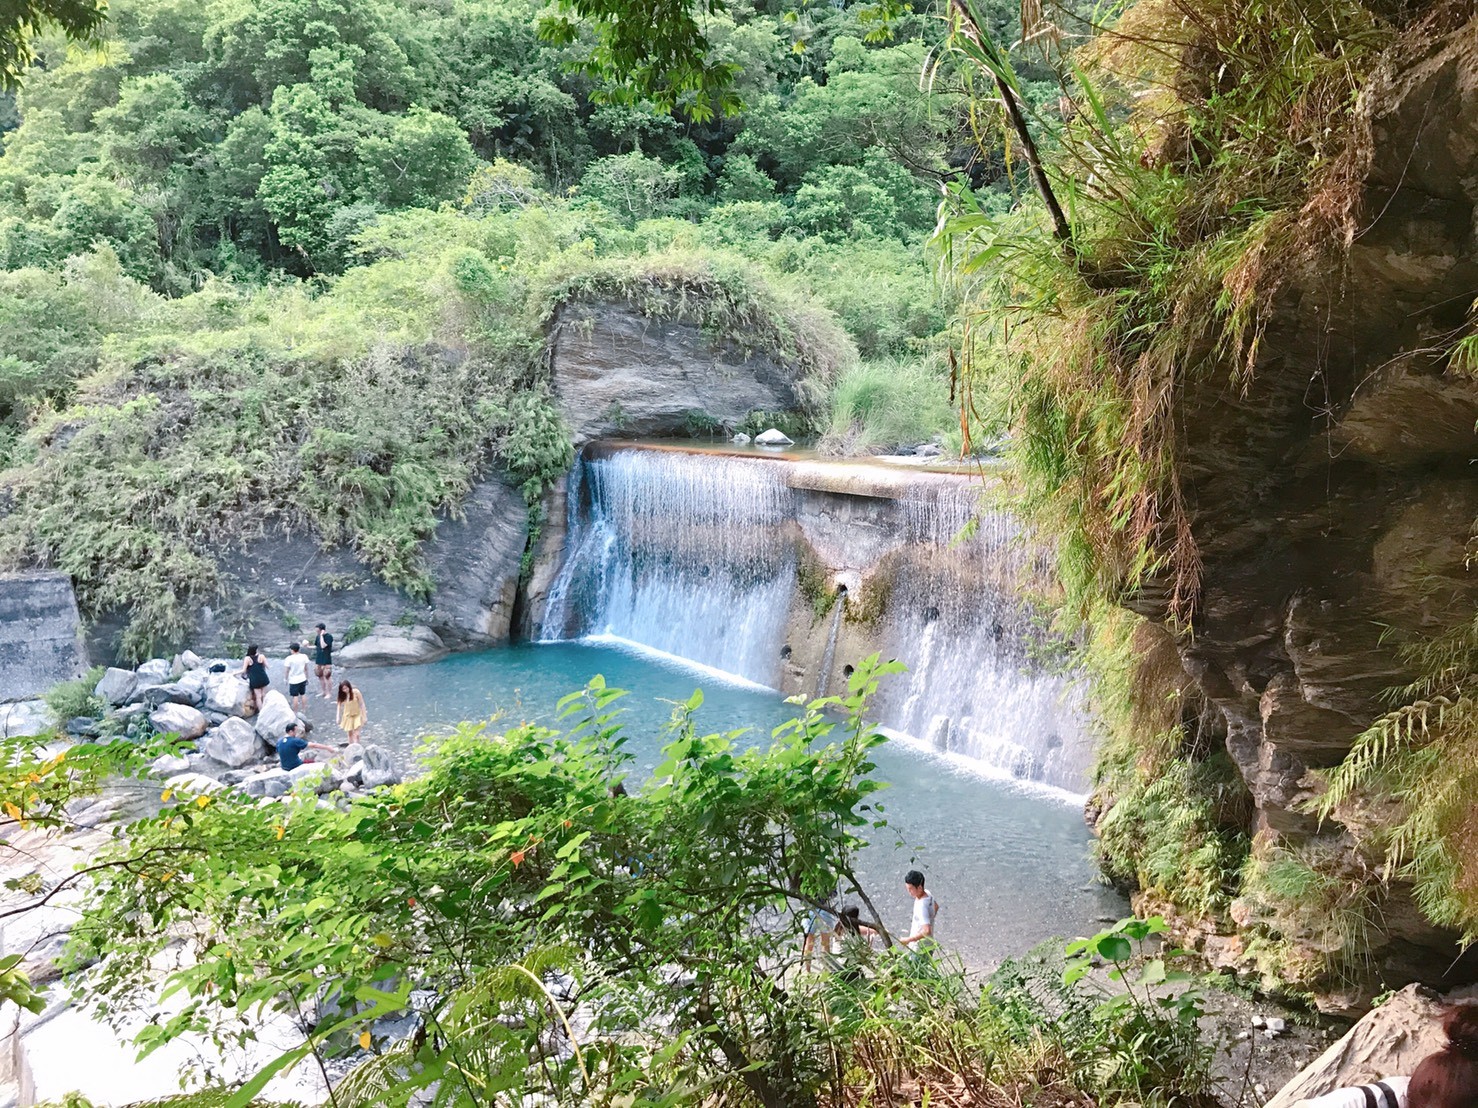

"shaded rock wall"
[1115,14,1478,1010]
[0,573,87,701]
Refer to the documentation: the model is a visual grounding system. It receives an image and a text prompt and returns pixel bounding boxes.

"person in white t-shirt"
[1296,1077,1408,1108]
[283,642,311,712]
[900,869,937,951]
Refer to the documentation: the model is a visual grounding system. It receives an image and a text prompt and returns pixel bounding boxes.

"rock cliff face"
[74,298,808,663]
[0,573,87,700]
[548,302,806,443]
[1115,15,1478,1010]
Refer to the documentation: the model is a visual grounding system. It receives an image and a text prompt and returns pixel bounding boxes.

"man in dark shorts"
[277,723,336,771]
[283,642,311,712]
[313,623,334,700]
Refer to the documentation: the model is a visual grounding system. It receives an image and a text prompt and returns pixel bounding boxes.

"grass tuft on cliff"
[935,0,1478,994]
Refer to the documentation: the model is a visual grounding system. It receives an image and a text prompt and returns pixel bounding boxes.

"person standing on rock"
[239,644,270,714]
[283,643,311,712]
[277,722,337,771]
[313,623,334,699]
[336,680,367,744]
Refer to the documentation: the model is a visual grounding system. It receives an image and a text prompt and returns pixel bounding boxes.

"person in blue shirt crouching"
[277,722,337,771]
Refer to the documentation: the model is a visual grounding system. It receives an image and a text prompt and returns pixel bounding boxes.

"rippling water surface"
[340,641,1125,968]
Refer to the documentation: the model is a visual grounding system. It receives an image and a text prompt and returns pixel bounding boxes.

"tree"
[70,662,903,1106]
[0,0,108,90]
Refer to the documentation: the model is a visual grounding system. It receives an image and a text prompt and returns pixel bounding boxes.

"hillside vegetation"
[0,0,1064,656]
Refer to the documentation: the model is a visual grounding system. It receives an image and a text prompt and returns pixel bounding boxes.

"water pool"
[310,640,1124,969]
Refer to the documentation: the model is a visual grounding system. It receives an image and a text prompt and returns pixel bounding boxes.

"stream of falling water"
[542,447,1093,793]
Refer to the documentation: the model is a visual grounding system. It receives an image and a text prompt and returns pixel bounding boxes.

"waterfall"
[815,587,846,698]
[541,448,796,686]
[542,446,1093,792]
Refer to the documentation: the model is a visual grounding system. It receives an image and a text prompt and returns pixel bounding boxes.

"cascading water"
[541,448,796,685]
[542,446,1093,792]
[871,484,1093,791]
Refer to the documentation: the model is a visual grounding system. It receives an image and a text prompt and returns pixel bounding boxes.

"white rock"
[149,753,193,776]
[731,433,751,444]
[916,443,943,457]
[203,672,250,716]
[135,658,172,685]
[0,699,53,739]
[179,650,203,669]
[336,625,448,667]
[163,772,226,796]
[253,691,298,743]
[1265,1016,1287,1034]
[94,667,139,706]
[754,428,794,446]
[203,717,265,768]
[240,769,293,798]
[149,703,209,740]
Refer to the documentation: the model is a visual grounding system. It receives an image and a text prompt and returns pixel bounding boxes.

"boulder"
[137,683,194,709]
[149,753,193,776]
[1266,983,1478,1108]
[357,744,400,789]
[253,691,298,744]
[175,668,211,704]
[94,667,138,706]
[203,717,265,768]
[732,433,751,444]
[179,650,203,670]
[203,672,250,716]
[163,771,226,796]
[240,769,292,799]
[0,699,53,739]
[65,717,100,738]
[754,428,794,446]
[149,703,209,740]
[135,658,172,685]
[548,302,813,444]
[336,625,448,667]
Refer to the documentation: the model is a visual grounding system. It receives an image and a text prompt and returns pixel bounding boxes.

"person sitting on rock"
[276,722,336,771]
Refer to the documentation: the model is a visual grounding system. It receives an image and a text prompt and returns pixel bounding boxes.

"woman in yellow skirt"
[336,680,368,744]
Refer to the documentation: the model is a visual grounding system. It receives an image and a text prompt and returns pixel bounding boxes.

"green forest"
[6,0,1478,1101]
[0,0,1075,656]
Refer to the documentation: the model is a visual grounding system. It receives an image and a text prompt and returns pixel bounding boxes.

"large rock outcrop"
[548,302,807,443]
[0,572,87,701]
[1112,14,1478,1009]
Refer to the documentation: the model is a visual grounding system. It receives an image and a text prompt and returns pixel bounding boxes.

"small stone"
[916,443,943,457]
[1236,1030,1251,1041]
[754,428,794,447]
[94,667,139,706]
[1251,1014,1266,1029]
[1265,1017,1287,1035]
[149,703,209,740]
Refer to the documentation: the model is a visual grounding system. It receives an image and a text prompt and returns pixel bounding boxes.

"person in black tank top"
[240,644,270,713]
